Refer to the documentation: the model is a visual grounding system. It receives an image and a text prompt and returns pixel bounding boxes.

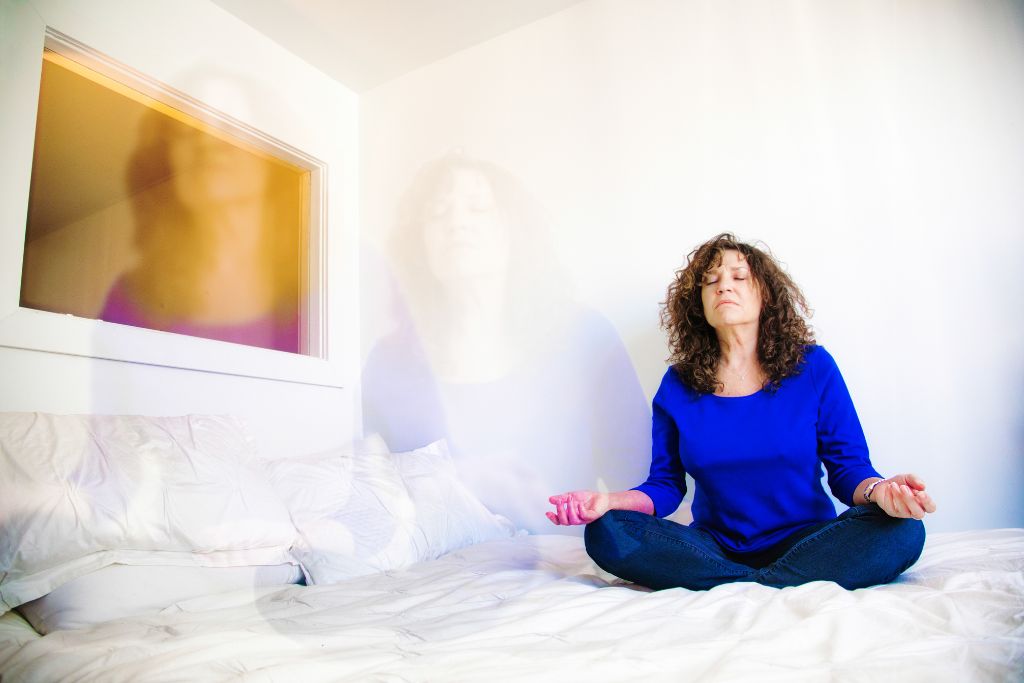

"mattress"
[1,529,1021,682]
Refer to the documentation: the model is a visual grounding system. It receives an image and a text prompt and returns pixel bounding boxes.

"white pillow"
[264,433,391,523]
[392,440,514,561]
[0,413,297,614]
[275,444,420,584]
[16,563,303,634]
[268,437,512,585]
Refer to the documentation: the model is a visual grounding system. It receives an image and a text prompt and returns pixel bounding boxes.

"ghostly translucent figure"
[362,153,650,534]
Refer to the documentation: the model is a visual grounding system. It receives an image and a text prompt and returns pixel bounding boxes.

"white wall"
[0,0,362,457]
[361,0,1024,532]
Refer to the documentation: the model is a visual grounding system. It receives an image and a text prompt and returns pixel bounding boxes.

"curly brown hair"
[661,233,815,394]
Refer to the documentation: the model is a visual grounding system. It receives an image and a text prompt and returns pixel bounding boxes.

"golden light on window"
[21,49,311,354]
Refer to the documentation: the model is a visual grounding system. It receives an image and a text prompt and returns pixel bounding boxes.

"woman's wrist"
[607,489,655,515]
[863,477,886,505]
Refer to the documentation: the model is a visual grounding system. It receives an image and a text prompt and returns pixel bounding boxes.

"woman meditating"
[547,233,936,590]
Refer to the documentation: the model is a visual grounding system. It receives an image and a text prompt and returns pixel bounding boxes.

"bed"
[0,414,1021,682]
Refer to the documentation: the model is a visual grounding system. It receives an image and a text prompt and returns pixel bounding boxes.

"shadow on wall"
[362,153,651,534]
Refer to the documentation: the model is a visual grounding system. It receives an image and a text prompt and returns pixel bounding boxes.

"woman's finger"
[557,500,570,525]
[915,490,937,513]
[905,473,926,491]
[900,485,926,517]
[894,483,915,518]
[894,482,912,517]
[887,482,906,517]
[566,500,580,525]
[900,485,926,519]
[545,511,560,525]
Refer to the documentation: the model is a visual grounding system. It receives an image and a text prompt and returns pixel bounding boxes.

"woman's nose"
[448,204,474,232]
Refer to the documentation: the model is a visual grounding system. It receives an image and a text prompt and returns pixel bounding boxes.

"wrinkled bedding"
[1,529,1021,682]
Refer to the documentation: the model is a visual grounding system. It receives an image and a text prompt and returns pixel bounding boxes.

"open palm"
[546,490,610,525]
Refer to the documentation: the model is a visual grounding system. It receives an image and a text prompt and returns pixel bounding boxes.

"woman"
[362,153,649,533]
[547,233,936,590]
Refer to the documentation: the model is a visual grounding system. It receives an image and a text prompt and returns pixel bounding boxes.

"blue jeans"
[584,505,925,591]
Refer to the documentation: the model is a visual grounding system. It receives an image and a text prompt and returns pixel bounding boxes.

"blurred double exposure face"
[168,126,269,210]
[421,167,511,283]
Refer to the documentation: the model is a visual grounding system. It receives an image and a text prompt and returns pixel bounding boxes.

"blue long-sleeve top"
[633,345,881,554]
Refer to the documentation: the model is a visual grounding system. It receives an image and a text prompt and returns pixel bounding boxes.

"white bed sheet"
[1,529,1021,683]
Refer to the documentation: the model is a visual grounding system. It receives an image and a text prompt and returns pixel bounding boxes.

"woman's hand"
[871,473,937,520]
[546,490,610,526]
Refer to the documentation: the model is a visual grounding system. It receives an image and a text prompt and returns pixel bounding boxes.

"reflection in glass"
[20,50,309,353]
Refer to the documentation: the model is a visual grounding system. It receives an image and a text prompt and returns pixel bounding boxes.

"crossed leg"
[585,506,925,591]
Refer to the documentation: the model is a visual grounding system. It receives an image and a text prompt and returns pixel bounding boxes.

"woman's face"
[169,126,269,209]
[421,167,511,283]
[700,249,763,332]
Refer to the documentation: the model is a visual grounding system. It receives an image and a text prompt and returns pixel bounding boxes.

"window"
[21,46,321,356]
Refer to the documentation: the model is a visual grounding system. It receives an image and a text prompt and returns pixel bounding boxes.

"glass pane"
[21,49,310,354]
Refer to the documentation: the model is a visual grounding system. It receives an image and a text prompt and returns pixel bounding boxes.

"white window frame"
[0,23,342,388]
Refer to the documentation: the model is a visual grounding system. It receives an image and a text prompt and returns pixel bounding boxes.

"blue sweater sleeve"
[811,347,882,506]
[632,370,687,517]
